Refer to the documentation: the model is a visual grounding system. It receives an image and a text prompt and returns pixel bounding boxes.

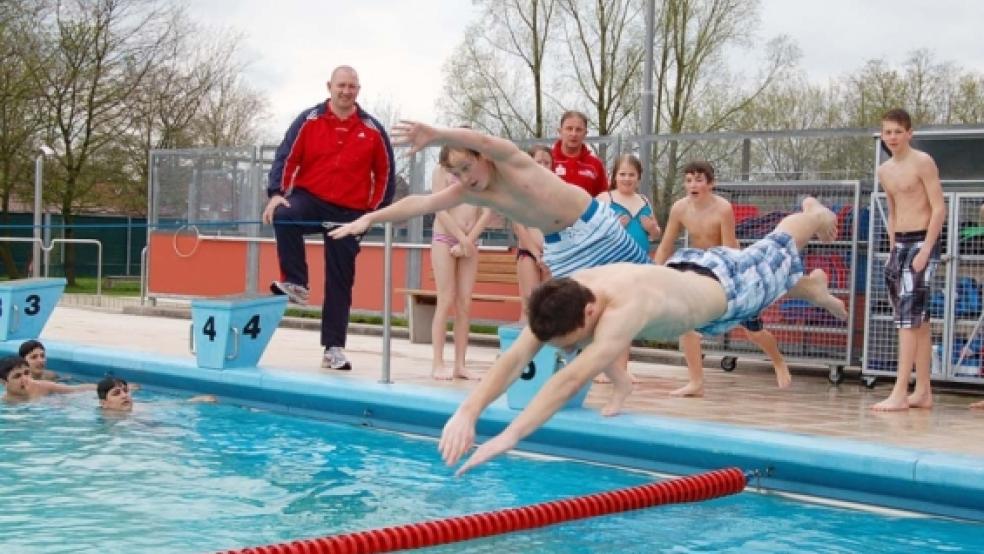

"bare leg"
[600,363,634,417]
[453,250,480,380]
[430,243,455,380]
[774,196,839,250]
[515,255,541,324]
[906,322,933,408]
[786,269,848,320]
[970,400,984,410]
[671,331,705,397]
[744,328,791,388]
[873,327,919,411]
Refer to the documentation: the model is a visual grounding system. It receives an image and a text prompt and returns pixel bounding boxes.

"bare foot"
[774,363,792,389]
[970,400,984,410]
[803,197,838,242]
[432,364,453,381]
[793,269,848,320]
[907,390,934,409]
[453,367,480,380]
[669,381,704,397]
[600,377,633,417]
[872,393,909,411]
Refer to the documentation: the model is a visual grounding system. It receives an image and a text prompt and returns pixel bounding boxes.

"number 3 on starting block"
[0,278,66,341]
[190,295,287,369]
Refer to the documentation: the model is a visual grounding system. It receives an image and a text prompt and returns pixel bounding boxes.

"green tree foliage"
[0,0,268,283]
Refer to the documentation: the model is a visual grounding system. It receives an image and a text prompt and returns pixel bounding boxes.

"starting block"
[190,295,287,369]
[0,278,66,341]
[498,324,590,410]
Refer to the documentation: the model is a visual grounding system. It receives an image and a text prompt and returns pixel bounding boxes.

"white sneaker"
[322,346,352,370]
[270,281,309,305]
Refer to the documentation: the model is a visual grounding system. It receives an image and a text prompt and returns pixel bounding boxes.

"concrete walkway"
[40,301,984,458]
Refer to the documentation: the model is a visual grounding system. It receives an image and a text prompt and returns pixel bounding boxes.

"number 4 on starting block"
[190,295,287,369]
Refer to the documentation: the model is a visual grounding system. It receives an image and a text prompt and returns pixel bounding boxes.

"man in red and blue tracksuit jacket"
[550,111,609,197]
[264,66,394,370]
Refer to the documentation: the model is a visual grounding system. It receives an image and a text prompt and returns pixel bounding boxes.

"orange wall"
[148,232,522,321]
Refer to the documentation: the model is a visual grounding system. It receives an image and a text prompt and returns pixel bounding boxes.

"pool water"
[1,389,982,553]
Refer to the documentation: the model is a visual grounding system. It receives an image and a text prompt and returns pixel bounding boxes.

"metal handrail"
[0,237,103,298]
[42,238,103,297]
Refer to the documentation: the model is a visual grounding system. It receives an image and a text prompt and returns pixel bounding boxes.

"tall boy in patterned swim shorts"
[871,108,946,412]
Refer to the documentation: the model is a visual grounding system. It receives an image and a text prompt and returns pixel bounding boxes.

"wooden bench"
[399,251,521,343]
[103,275,140,289]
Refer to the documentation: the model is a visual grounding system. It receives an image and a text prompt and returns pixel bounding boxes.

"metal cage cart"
[862,129,984,389]
[697,181,867,384]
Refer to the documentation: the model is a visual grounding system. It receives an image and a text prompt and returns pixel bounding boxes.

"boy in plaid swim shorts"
[437,197,848,476]
[654,160,792,397]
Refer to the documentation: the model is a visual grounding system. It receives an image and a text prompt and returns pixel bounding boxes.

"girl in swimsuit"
[594,154,661,392]
[430,163,493,380]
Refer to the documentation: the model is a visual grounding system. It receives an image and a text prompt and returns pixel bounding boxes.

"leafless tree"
[647,0,798,219]
[0,0,47,277]
[556,0,646,141]
[192,70,270,148]
[437,0,558,138]
[22,0,178,283]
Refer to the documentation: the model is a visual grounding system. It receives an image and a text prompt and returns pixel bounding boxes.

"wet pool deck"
[38,302,984,459]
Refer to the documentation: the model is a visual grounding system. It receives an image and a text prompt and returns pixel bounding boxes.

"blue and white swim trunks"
[666,231,805,336]
[542,199,651,277]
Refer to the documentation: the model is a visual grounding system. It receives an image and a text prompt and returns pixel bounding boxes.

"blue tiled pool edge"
[8,339,984,522]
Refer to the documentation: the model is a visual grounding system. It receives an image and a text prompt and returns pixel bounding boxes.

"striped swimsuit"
[542,199,651,277]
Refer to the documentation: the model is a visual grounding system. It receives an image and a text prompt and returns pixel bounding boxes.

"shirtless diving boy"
[438,197,847,475]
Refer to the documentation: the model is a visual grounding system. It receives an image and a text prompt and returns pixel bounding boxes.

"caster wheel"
[721,356,738,372]
[828,365,845,385]
[862,376,877,389]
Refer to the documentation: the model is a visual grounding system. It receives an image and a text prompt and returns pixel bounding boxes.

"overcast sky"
[185,0,984,143]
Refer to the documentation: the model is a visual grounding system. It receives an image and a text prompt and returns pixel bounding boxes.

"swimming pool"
[2,389,982,553]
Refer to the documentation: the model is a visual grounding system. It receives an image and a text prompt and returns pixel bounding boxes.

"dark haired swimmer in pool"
[1,356,95,402]
[96,376,217,412]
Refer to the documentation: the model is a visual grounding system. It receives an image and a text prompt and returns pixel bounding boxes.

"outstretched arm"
[653,205,683,264]
[431,166,471,245]
[329,183,466,239]
[878,166,897,251]
[37,381,96,395]
[913,154,946,271]
[439,326,542,467]
[454,305,647,476]
[393,121,522,163]
[455,332,630,476]
[720,203,739,249]
[466,208,494,243]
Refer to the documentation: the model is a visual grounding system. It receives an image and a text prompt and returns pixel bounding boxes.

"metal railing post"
[140,245,149,306]
[380,222,394,384]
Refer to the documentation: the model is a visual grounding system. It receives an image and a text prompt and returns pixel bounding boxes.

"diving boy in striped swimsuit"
[329,121,650,407]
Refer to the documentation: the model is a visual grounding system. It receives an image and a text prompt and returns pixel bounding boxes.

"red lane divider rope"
[223,467,747,554]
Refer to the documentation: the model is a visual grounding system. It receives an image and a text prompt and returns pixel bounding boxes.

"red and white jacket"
[551,140,609,197]
[268,101,395,211]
